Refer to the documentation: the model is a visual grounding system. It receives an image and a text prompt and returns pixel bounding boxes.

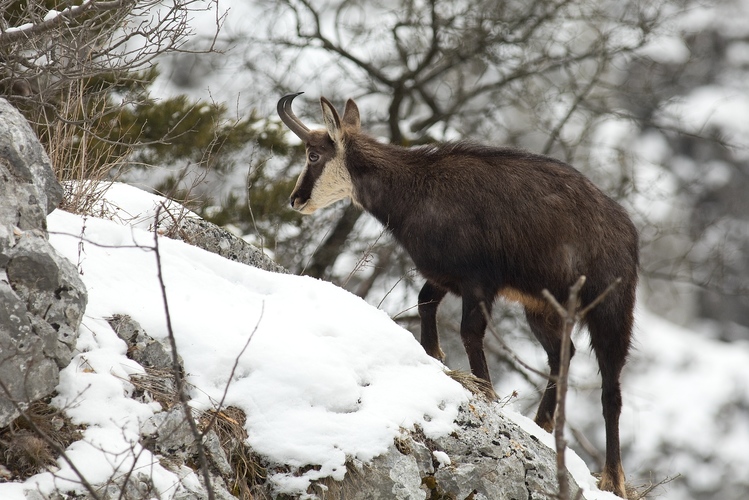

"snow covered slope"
[3,183,748,499]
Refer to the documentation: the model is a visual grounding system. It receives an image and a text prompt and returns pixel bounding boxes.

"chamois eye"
[308,152,320,162]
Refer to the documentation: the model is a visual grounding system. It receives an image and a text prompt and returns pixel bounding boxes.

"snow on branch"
[0,0,129,44]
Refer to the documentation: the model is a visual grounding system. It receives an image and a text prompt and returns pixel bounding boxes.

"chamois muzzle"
[277,92,310,142]
[289,193,307,211]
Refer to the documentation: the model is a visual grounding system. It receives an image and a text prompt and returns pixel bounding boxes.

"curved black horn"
[277,92,310,141]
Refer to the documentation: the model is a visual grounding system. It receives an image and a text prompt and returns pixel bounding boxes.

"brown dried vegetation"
[0,398,83,480]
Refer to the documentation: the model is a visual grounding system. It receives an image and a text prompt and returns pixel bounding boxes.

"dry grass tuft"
[129,366,181,411]
[446,369,497,401]
[201,406,269,499]
[37,86,128,216]
[305,460,366,499]
[198,406,367,499]
[0,398,83,480]
[2,431,54,475]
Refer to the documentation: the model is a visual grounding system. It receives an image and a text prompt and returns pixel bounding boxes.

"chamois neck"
[347,134,415,171]
[345,135,418,224]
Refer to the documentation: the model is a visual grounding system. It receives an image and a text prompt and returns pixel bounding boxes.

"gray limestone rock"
[0,98,86,428]
[108,314,179,370]
[172,216,288,274]
[0,99,63,221]
[141,406,198,460]
[139,405,235,500]
[0,281,59,426]
[323,397,583,500]
[427,398,581,500]
[5,232,86,367]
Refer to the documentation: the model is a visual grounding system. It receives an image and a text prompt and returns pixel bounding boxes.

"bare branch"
[578,278,622,318]
[546,275,586,500]
[0,0,135,45]
[479,302,552,381]
[153,205,215,500]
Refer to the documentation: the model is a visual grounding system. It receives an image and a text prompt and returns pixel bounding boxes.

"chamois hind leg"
[526,308,574,432]
[418,281,448,361]
[586,293,634,498]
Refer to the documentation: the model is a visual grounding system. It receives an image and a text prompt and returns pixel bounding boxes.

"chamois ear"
[320,97,343,144]
[342,99,360,131]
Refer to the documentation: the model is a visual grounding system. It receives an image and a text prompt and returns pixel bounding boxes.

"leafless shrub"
[0,0,224,212]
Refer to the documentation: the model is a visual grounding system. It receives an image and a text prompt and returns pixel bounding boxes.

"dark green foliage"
[123,96,249,169]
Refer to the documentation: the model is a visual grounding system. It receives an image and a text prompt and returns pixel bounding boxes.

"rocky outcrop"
[0,98,87,428]
[327,397,580,500]
[170,217,287,274]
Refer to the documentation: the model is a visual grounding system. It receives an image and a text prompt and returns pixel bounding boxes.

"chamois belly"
[396,219,574,312]
[398,228,503,294]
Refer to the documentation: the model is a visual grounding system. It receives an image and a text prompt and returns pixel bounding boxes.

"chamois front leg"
[418,281,447,361]
[459,293,492,383]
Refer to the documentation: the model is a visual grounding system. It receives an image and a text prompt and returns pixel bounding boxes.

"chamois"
[278,92,638,497]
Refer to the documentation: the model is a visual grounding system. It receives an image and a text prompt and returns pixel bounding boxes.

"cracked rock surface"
[429,398,580,500]
[339,396,581,500]
[170,217,287,274]
[0,98,86,428]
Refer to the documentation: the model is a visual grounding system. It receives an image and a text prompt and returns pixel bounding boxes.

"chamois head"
[277,92,361,214]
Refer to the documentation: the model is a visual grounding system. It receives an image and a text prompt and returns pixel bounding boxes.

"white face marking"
[293,144,355,214]
[309,155,353,210]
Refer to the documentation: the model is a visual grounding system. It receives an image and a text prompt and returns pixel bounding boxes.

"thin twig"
[378,268,416,310]
[479,302,551,380]
[570,425,604,471]
[153,206,215,500]
[578,278,621,318]
[636,474,681,499]
[342,226,387,288]
[542,275,586,500]
[202,302,265,436]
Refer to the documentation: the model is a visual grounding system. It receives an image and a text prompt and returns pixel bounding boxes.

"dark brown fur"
[280,95,637,497]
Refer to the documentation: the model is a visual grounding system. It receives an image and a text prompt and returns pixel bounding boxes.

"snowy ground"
[2,183,748,499]
[0,184,619,499]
